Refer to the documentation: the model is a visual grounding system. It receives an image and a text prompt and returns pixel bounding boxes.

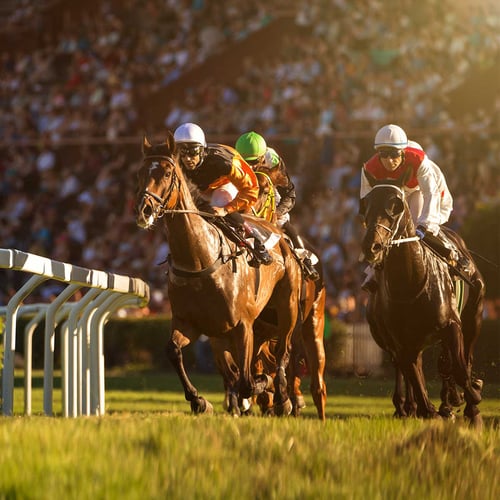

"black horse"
[360,168,485,426]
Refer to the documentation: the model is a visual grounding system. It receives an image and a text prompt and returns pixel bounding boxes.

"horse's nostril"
[372,243,382,253]
[143,205,152,217]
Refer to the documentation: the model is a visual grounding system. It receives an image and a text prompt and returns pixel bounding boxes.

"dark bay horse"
[360,168,485,426]
[135,132,302,415]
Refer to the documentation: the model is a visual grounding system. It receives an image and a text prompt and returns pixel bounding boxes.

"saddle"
[210,214,280,264]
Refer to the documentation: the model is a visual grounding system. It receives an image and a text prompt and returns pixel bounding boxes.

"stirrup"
[303,258,319,281]
[249,242,273,266]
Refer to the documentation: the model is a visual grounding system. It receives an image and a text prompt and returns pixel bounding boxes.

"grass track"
[1,372,500,499]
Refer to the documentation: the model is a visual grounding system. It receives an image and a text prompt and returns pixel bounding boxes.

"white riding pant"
[209,182,238,207]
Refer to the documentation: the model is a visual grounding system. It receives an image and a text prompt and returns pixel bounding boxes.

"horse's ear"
[142,135,152,155]
[363,166,377,187]
[165,130,176,151]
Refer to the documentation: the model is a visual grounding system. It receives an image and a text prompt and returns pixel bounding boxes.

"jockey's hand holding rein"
[212,206,227,217]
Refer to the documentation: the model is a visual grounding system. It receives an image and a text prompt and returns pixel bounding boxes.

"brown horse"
[222,167,326,419]
[135,132,302,415]
[360,169,485,426]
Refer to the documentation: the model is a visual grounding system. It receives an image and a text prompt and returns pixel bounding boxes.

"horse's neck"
[165,185,221,270]
[384,221,427,297]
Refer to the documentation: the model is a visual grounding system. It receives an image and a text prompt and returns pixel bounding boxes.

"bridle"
[140,154,180,220]
[140,154,222,220]
[366,183,429,301]
[138,153,243,277]
[368,184,419,253]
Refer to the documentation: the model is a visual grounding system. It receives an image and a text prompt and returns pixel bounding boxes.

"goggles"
[179,145,203,157]
[378,148,402,159]
[246,157,262,166]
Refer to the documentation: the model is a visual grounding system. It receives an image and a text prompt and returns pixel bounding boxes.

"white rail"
[0,248,150,416]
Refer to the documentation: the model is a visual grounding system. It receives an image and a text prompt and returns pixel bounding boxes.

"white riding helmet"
[173,123,207,147]
[374,124,408,150]
[407,139,423,150]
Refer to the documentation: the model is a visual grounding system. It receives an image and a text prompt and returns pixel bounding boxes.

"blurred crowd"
[1,0,500,320]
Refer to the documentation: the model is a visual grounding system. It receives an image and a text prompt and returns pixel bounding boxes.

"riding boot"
[303,257,320,281]
[422,230,472,277]
[283,221,319,281]
[243,223,273,266]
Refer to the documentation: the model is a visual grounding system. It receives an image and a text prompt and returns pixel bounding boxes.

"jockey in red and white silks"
[361,137,453,237]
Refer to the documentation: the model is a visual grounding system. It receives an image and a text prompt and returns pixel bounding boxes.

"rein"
[369,184,418,251]
[167,230,244,278]
[141,154,244,278]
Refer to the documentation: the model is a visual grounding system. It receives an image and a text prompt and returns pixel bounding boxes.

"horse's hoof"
[438,406,456,421]
[274,398,293,417]
[226,392,240,417]
[256,391,274,415]
[191,397,213,414]
[295,395,306,409]
[468,413,483,431]
[239,398,252,416]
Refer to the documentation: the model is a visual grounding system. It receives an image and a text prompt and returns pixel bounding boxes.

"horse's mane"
[184,174,213,213]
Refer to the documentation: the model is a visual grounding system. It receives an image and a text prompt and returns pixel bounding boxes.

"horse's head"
[254,160,288,188]
[360,168,411,265]
[136,132,180,229]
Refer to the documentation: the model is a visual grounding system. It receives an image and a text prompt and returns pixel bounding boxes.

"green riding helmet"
[235,131,267,161]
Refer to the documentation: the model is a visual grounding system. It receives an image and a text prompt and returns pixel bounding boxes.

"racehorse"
[240,166,327,419]
[135,132,302,416]
[360,168,485,426]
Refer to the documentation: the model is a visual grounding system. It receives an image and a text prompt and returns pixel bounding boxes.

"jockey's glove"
[416,225,427,240]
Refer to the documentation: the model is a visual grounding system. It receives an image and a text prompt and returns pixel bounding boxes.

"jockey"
[360,123,471,292]
[174,122,272,266]
[235,131,319,280]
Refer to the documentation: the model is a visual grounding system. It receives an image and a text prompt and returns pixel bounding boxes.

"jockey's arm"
[416,157,450,235]
[275,177,296,218]
[223,158,259,214]
[360,167,372,199]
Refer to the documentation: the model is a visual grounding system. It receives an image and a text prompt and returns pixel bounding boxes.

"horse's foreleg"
[437,345,461,419]
[273,346,292,417]
[233,322,255,402]
[166,329,213,414]
[392,364,407,417]
[399,351,438,419]
[271,320,296,417]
